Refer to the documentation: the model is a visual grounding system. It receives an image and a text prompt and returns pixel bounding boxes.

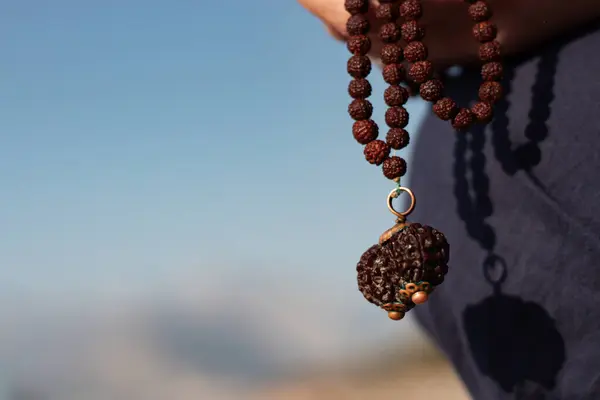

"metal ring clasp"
[387,186,416,220]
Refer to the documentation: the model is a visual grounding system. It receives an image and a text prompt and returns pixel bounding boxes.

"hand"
[297,0,600,68]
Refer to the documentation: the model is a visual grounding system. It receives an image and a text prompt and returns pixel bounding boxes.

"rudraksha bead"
[382,156,407,179]
[347,35,371,55]
[472,21,497,42]
[380,44,403,64]
[408,60,433,83]
[356,223,449,306]
[468,1,493,22]
[344,0,369,15]
[399,0,423,19]
[347,55,372,78]
[375,3,398,20]
[419,79,444,102]
[346,14,370,35]
[481,62,503,81]
[432,97,458,120]
[348,79,372,99]
[348,99,373,120]
[404,41,428,62]
[452,108,475,130]
[379,22,401,43]
[353,120,379,144]
[401,20,425,42]
[385,106,409,128]
[364,140,390,165]
[386,128,410,150]
[382,64,405,84]
[471,101,494,122]
[384,85,409,106]
[479,40,501,61]
[478,81,503,103]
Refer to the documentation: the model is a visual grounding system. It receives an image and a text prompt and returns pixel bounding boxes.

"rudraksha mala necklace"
[345,0,504,320]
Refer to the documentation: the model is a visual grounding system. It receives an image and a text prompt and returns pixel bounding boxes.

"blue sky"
[0,1,429,297]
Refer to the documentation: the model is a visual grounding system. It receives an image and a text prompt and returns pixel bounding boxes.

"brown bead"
[353,119,379,144]
[385,106,409,128]
[344,0,369,15]
[346,14,370,35]
[471,101,494,122]
[347,55,372,78]
[386,128,410,150]
[399,0,422,19]
[380,44,403,64]
[432,97,458,120]
[479,40,501,62]
[348,99,373,120]
[452,108,475,130]
[382,156,407,179]
[419,79,444,102]
[401,20,425,42]
[347,35,371,55]
[364,140,390,165]
[469,1,493,22]
[408,60,433,83]
[384,85,409,106]
[404,41,428,62]
[375,3,398,20]
[472,21,497,42]
[481,62,503,81]
[411,291,429,304]
[348,79,372,99]
[379,22,401,43]
[478,81,503,103]
[388,311,405,321]
[382,64,405,84]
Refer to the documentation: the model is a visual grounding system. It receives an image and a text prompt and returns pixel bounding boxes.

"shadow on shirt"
[450,44,567,395]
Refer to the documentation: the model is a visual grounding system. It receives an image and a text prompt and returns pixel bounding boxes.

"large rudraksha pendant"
[356,189,450,321]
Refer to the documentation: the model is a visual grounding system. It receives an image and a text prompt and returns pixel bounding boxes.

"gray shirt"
[411,22,600,400]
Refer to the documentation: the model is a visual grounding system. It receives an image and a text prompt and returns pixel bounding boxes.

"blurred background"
[0,1,468,399]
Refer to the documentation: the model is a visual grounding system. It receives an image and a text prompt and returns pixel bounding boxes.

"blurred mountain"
[0,268,468,400]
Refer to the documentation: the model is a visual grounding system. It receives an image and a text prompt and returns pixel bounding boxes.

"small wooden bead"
[411,291,429,304]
